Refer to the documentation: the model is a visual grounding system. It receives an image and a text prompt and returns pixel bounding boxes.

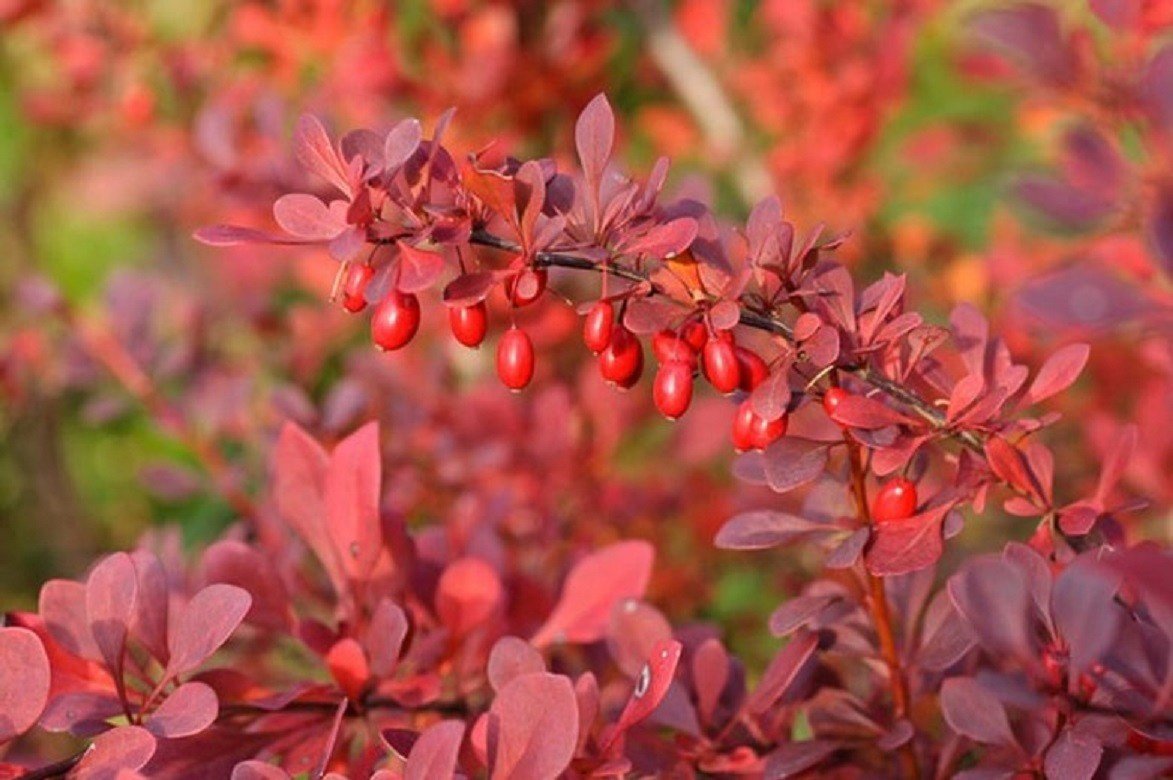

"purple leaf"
[166,584,252,678]
[1052,561,1121,675]
[575,94,614,194]
[1143,46,1173,135]
[940,677,1018,748]
[1025,343,1090,405]
[948,557,1034,662]
[866,505,950,577]
[0,627,50,743]
[691,638,729,726]
[75,726,157,780]
[146,682,218,738]
[769,594,843,637]
[1044,728,1102,780]
[765,740,838,778]
[293,114,351,196]
[199,541,291,632]
[406,720,465,780]
[917,592,977,671]
[87,552,138,674]
[762,438,830,494]
[747,630,818,713]
[1014,175,1115,228]
[750,367,792,422]
[489,673,578,780]
[272,194,346,241]
[1148,184,1173,278]
[443,271,497,306]
[39,578,101,661]
[830,395,914,430]
[396,242,445,293]
[384,118,422,173]
[231,761,291,780]
[487,637,546,693]
[714,510,828,551]
[129,551,169,664]
[531,541,654,647]
[621,218,698,258]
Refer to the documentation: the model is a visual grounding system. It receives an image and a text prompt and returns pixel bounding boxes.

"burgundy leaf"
[75,726,157,779]
[762,438,830,494]
[575,93,614,193]
[692,638,729,726]
[405,720,465,780]
[984,436,1044,505]
[531,541,654,647]
[765,740,838,778]
[198,541,291,632]
[1143,47,1173,135]
[939,677,1018,748]
[272,194,346,241]
[607,600,673,678]
[830,395,914,430]
[608,639,683,743]
[396,243,445,293]
[621,218,698,258]
[1148,184,1173,277]
[917,592,977,671]
[146,682,218,739]
[948,557,1033,662]
[384,118,422,173]
[0,627,50,743]
[487,637,545,693]
[293,114,351,196]
[325,421,382,581]
[86,552,138,674]
[165,584,252,678]
[750,368,792,422]
[714,510,827,551]
[1052,561,1121,675]
[1025,343,1090,405]
[770,594,843,637]
[443,271,498,306]
[865,505,951,577]
[1044,728,1102,780]
[488,673,578,780]
[746,630,818,714]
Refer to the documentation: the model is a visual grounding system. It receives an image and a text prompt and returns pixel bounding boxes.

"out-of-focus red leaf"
[487,637,545,693]
[405,720,465,780]
[606,601,672,678]
[146,682,218,739]
[75,726,157,779]
[488,673,578,780]
[0,627,50,743]
[86,552,138,674]
[294,114,351,197]
[940,677,1018,748]
[165,584,251,679]
[367,599,409,678]
[575,93,614,194]
[325,421,382,582]
[231,761,291,780]
[326,638,370,702]
[192,225,310,247]
[1044,728,1102,780]
[198,541,291,632]
[436,557,502,637]
[1025,343,1090,405]
[531,541,654,647]
[1148,184,1173,277]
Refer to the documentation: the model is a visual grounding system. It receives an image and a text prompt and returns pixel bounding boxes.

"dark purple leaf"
[1014,175,1115,228]
[1044,728,1102,780]
[764,740,838,778]
[166,584,252,678]
[917,592,977,671]
[940,677,1018,748]
[969,4,1076,87]
[747,630,818,714]
[714,510,828,551]
[769,594,842,637]
[948,557,1034,661]
[146,682,218,738]
[762,438,830,494]
[0,627,50,742]
[1148,184,1173,277]
[1052,561,1121,675]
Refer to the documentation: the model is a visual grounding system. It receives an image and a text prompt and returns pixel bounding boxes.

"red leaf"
[192,225,310,246]
[746,630,818,713]
[231,761,291,780]
[1044,728,1102,780]
[325,422,382,582]
[621,217,697,258]
[0,627,50,743]
[984,436,1044,504]
[575,94,614,193]
[129,551,169,665]
[692,638,729,726]
[326,638,370,702]
[272,194,346,241]
[39,579,101,661]
[608,639,683,745]
[384,118,422,172]
[366,599,408,678]
[531,541,654,647]
[165,584,251,678]
[749,368,791,422]
[487,637,545,693]
[198,541,291,632]
[86,552,138,674]
[396,243,445,293]
[443,271,498,306]
[1025,343,1090,405]
[488,673,578,780]
[436,558,502,637]
[146,682,218,738]
[606,601,672,678]
[293,114,351,196]
[865,505,952,577]
[405,720,465,780]
[830,395,914,430]
[75,726,156,779]
[940,677,1018,748]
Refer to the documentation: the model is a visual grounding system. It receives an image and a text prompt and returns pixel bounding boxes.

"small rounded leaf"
[0,627,50,742]
[146,682,218,738]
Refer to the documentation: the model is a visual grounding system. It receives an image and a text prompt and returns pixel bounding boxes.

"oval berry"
[652,330,697,366]
[823,387,849,418]
[681,320,708,352]
[496,327,535,391]
[702,338,740,395]
[448,302,488,348]
[653,361,693,420]
[371,291,420,351]
[599,326,643,389]
[505,268,547,307]
[750,411,788,450]
[732,400,758,452]
[583,300,614,354]
[341,264,374,313]
[736,347,768,392]
[871,477,918,524]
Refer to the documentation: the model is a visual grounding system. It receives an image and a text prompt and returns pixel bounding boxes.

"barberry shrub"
[2,85,1170,779]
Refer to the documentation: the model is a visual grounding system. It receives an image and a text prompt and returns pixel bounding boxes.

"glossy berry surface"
[599,325,643,389]
[736,347,768,392]
[750,411,787,450]
[871,477,918,523]
[496,327,535,391]
[732,400,758,452]
[702,337,740,395]
[582,300,614,354]
[653,361,693,420]
[823,387,849,418]
[681,320,708,352]
[341,264,374,313]
[652,330,697,366]
[448,302,488,347]
[371,291,420,351]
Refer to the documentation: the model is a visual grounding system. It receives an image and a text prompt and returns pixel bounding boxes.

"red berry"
[652,330,697,366]
[505,268,547,307]
[702,337,740,394]
[653,360,693,420]
[871,477,918,523]
[496,327,534,391]
[823,387,849,418]
[732,400,757,452]
[598,326,643,389]
[448,302,488,347]
[582,300,614,354]
[341,264,374,313]
[681,320,708,352]
[736,347,768,392]
[371,291,420,351]
[750,411,788,450]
